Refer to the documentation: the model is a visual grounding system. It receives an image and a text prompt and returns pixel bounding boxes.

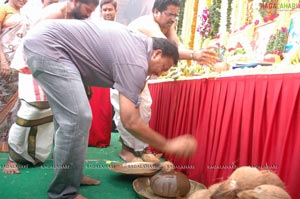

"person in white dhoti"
[0,0,30,153]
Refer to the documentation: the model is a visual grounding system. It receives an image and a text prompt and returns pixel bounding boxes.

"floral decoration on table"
[161,0,300,83]
[265,27,289,61]
[158,61,207,80]
[154,62,300,82]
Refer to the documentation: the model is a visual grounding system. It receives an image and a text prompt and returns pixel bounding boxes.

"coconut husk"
[228,166,264,190]
[211,179,239,199]
[258,170,285,189]
[188,189,211,199]
[239,184,291,199]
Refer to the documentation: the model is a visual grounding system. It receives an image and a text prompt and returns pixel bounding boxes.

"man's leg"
[26,51,99,199]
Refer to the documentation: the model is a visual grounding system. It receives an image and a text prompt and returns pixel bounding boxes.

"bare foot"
[74,194,87,199]
[118,147,137,162]
[80,176,100,186]
[2,159,20,174]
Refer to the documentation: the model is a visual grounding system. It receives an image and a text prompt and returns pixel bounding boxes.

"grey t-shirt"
[23,19,153,106]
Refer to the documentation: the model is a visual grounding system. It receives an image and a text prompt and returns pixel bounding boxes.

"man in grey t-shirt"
[23,19,197,199]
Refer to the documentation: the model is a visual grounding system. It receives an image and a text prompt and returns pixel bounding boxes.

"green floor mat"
[0,133,141,199]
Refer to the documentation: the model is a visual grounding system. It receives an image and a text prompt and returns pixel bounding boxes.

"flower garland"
[219,0,228,35]
[208,0,221,38]
[246,1,254,25]
[226,0,233,32]
[187,0,199,66]
[181,0,194,47]
[176,0,186,37]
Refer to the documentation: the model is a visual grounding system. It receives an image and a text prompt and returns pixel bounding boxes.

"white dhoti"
[110,83,152,152]
[8,73,54,165]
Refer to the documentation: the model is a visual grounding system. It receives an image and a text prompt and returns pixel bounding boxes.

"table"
[148,73,300,199]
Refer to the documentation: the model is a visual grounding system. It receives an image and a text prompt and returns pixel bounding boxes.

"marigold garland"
[187,0,199,66]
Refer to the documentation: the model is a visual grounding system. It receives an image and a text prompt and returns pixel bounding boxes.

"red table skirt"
[148,73,300,199]
[88,87,112,148]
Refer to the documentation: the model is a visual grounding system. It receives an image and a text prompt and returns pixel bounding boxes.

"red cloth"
[88,87,112,148]
[149,73,300,199]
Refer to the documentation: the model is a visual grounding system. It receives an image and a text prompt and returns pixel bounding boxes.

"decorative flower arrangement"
[197,8,211,39]
[266,27,289,60]
[196,0,221,40]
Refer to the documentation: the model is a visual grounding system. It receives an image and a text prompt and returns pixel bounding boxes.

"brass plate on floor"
[133,177,207,199]
[109,162,161,176]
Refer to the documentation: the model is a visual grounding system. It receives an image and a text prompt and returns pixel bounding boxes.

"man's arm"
[119,93,197,157]
[165,24,219,67]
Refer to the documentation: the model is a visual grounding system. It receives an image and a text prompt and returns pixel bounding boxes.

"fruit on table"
[212,62,230,72]
[263,53,281,63]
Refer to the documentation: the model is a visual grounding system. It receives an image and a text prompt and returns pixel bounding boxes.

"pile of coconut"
[188,166,291,199]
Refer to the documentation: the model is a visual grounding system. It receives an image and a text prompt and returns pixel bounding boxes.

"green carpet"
[0,133,141,199]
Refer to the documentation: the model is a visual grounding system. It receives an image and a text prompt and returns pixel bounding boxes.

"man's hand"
[163,134,197,158]
[193,47,220,68]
